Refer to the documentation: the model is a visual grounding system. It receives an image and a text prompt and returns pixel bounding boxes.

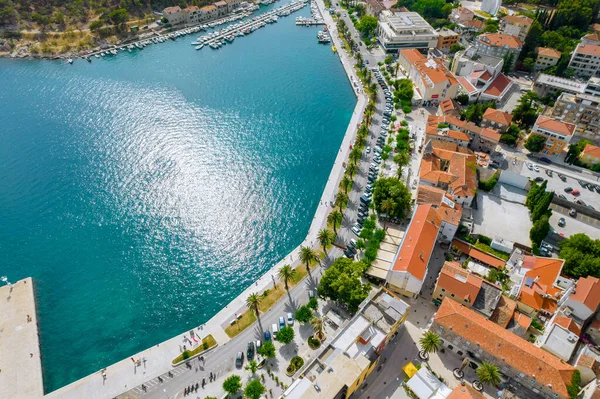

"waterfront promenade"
[0,278,44,399]
[0,4,370,399]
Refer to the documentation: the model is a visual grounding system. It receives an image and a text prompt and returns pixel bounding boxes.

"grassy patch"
[224,262,316,338]
[474,241,510,261]
[172,334,217,364]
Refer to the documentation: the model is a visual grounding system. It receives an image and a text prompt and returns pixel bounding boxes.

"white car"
[534,165,540,172]
[526,163,534,170]
[287,312,294,326]
[366,146,371,154]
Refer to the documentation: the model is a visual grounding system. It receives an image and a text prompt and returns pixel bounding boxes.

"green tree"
[419,330,441,359]
[530,214,550,247]
[318,257,371,313]
[327,210,343,234]
[318,228,335,255]
[567,370,582,399]
[559,234,600,278]
[299,246,319,275]
[223,375,242,396]
[385,54,394,65]
[295,305,313,323]
[502,52,515,73]
[335,191,348,213]
[278,264,296,291]
[347,162,358,178]
[246,293,262,316]
[308,296,318,310]
[513,91,540,128]
[257,341,276,359]
[89,20,104,31]
[356,14,378,38]
[524,134,547,153]
[522,57,535,72]
[340,175,352,194]
[566,139,592,164]
[355,238,366,254]
[476,362,502,387]
[483,19,499,33]
[372,177,411,219]
[245,360,258,375]
[276,326,295,344]
[244,379,265,399]
[107,8,128,29]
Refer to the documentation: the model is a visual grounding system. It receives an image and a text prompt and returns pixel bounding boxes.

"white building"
[563,276,600,323]
[377,11,438,52]
[163,6,184,25]
[568,42,600,78]
[538,315,579,362]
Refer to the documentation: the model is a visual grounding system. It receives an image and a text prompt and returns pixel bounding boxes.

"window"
[451,294,455,297]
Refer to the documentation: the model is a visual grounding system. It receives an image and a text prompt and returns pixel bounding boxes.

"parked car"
[545,169,553,177]
[287,312,294,326]
[558,173,566,181]
[558,217,566,227]
[534,165,540,172]
[539,157,552,164]
[569,208,577,217]
[264,330,271,342]
[308,289,315,298]
[558,194,566,200]
[572,189,581,196]
[256,340,262,350]
[526,163,534,170]
[236,351,244,368]
[351,224,362,236]
[247,341,255,361]
[272,323,279,336]
[534,177,544,183]
[365,146,371,154]
[279,316,286,330]
[564,187,573,193]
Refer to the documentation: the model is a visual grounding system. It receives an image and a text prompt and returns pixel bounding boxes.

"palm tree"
[340,175,352,194]
[245,360,258,375]
[476,362,502,387]
[355,51,363,64]
[380,199,395,229]
[246,293,262,317]
[277,264,296,291]
[335,192,348,214]
[365,101,376,125]
[317,229,334,255]
[418,331,441,360]
[349,147,362,164]
[327,210,343,234]
[310,316,325,340]
[299,246,318,275]
[347,162,358,179]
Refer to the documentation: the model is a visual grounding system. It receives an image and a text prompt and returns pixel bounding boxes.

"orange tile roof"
[478,33,523,49]
[582,144,600,159]
[576,43,600,56]
[414,58,459,86]
[490,295,517,327]
[426,129,471,142]
[483,73,513,97]
[503,15,533,26]
[479,70,493,82]
[457,76,478,94]
[483,108,513,125]
[400,49,425,64]
[436,203,462,226]
[514,312,532,329]
[517,256,565,312]
[583,32,600,43]
[417,185,446,205]
[480,127,501,142]
[440,98,459,114]
[452,239,506,269]
[447,384,485,399]
[534,115,576,136]
[437,261,483,302]
[537,47,562,59]
[164,5,182,13]
[434,299,576,398]
[462,19,484,30]
[392,204,440,280]
[184,5,199,11]
[592,23,600,32]
[201,5,216,11]
[553,316,581,336]
[570,276,600,312]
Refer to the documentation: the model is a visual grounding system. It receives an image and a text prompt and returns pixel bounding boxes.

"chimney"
[534,276,540,284]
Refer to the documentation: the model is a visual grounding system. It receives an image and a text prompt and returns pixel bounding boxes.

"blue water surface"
[0,4,355,392]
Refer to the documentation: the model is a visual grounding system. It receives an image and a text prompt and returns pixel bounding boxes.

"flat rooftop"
[535,74,587,93]
[0,278,44,399]
[382,11,436,34]
[362,289,409,334]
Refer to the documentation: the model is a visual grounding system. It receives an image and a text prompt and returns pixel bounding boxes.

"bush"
[295,305,313,323]
[308,336,321,349]
[276,326,295,344]
[291,356,304,369]
[478,235,492,246]
[478,171,499,192]
[307,296,318,310]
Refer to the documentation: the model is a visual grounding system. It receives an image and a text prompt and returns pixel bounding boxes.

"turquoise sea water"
[0,4,355,392]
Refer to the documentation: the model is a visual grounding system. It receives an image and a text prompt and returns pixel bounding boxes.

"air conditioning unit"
[567,333,578,343]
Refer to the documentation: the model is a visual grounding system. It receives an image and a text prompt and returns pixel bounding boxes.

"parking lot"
[472,191,532,244]
[519,162,600,209]
[549,203,600,239]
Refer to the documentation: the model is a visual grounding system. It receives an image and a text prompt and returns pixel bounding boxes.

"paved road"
[131,273,319,399]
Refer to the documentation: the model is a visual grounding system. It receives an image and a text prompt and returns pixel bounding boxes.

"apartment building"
[420,139,478,207]
[501,15,533,42]
[568,42,600,78]
[586,77,600,96]
[580,144,600,167]
[432,298,577,399]
[214,1,229,17]
[184,6,200,24]
[377,11,438,51]
[432,261,502,315]
[200,5,218,21]
[552,92,600,142]
[427,114,501,153]
[535,47,562,71]
[386,204,441,298]
[163,6,184,25]
[411,58,460,104]
[538,314,580,361]
[481,108,513,133]
[436,28,460,53]
[481,0,501,16]
[531,115,576,156]
[563,276,600,323]
[281,288,409,399]
[450,7,474,24]
[223,0,242,12]
[474,33,523,67]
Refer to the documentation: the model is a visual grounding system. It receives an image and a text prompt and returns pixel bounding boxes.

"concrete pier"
[0,277,44,399]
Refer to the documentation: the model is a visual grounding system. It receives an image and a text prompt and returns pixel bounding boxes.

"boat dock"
[295,18,323,25]
[0,277,44,399]
[199,0,306,48]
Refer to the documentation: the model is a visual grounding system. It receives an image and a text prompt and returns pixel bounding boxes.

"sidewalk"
[44,4,368,399]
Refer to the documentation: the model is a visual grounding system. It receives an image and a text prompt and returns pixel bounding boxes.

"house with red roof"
[580,144,600,168]
[538,313,581,361]
[513,256,566,318]
[479,73,515,103]
[386,204,441,298]
[163,6,184,25]
[481,108,513,133]
[475,33,523,69]
[564,276,600,323]
[531,115,576,156]
[426,114,501,153]
[569,42,600,78]
[501,15,533,41]
[432,298,577,399]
